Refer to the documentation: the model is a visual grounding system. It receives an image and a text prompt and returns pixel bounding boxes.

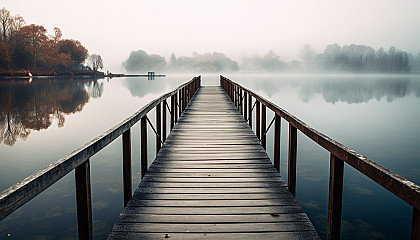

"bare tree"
[9,14,25,37]
[88,54,103,72]
[0,7,11,41]
[51,27,62,43]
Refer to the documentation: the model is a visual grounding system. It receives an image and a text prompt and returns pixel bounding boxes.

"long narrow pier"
[107,86,320,239]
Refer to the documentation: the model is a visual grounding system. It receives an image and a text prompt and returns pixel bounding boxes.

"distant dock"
[106,71,166,80]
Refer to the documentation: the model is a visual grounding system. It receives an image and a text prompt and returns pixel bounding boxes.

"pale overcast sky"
[2,0,420,71]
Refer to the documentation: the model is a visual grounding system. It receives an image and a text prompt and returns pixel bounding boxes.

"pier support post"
[170,95,174,130]
[412,207,420,240]
[248,95,252,129]
[261,104,266,149]
[239,89,242,114]
[163,99,167,142]
[244,92,247,121]
[327,153,344,240]
[256,101,260,140]
[122,129,132,207]
[174,93,178,123]
[75,159,93,240]
[141,117,147,179]
[156,103,161,154]
[274,114,281,172]
[288,124,297,196]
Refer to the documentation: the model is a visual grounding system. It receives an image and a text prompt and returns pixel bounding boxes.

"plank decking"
[107,86,320,239]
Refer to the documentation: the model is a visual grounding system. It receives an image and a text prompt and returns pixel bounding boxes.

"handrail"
[0,76,201,239]
[220,75,420,240]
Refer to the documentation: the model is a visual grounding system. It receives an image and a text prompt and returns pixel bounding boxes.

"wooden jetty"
[107,86,320,239]
[1,75,419,240]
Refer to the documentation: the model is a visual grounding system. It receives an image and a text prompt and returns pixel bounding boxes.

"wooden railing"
[0,76,201,240]
[220,76,420,240]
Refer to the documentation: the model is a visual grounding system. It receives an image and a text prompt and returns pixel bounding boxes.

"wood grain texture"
[107,86,320,239]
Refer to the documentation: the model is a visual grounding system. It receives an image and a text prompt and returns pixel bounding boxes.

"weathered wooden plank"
[149,163,274,168]
[151,160,271,165]
[146,168,278,173]
[130,193,293,200]
[142,172,280,178]
[127,199,299,208]
[139,181,285,188]
[115,213,309,223]
[141,177,284,183]
[121,206,304,215]
[107,231,320,240]
[135,183,286,188]
[134,187,288,194]
[111,222,316,233]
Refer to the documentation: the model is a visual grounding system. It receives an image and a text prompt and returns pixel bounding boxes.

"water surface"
[0,74,419,239]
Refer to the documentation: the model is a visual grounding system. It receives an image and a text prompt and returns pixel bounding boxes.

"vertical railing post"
[140,116,147,179]
[186,85,190,104]
[122,129,132,207]
[190,81,193,99]
[232,85,235,104]
[231,84,234,103]
[170,95,175,130]
[183,87,187,111]
[412,207,420,240]
[239,88,241,111]
[156,103,161,154]
[163,99,167,142]
[244,92,248,121]
[256,101,260,140]
[248,95,252,129]
[75,159,93,240]
[233,86,236,107]
[327,153,344,240]
[226,80,229,98]
[178,90,182,118]
[179,88,183,114]
[261,104,266,149]
[183,86,185,111]
[288,124,297,196]
[230,82,234,101]
[175,92,178,123]
[239,89,245,115]
[236,86,239,109]
[274,114,281,172]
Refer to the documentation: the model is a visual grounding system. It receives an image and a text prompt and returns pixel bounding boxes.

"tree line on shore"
[0,7,102,75]
[124,45,420,73]
[123,50,239,73]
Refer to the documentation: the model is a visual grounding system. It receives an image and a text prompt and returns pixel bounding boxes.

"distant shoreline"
[0,69,105,80]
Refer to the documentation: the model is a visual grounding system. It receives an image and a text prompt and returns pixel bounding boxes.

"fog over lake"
[1,74,419,239]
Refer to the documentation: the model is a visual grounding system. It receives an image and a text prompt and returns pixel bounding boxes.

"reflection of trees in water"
[0,79,96,146]
[300,76,420,104]
[233,75,420,105]
[86,80,104,99]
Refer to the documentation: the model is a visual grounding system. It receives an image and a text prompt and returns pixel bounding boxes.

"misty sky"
[3,0,420,71]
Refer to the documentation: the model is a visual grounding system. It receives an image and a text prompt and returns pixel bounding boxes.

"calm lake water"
[0,73,419,239]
